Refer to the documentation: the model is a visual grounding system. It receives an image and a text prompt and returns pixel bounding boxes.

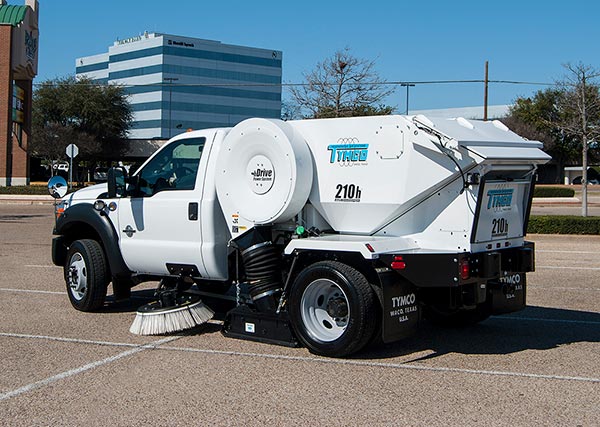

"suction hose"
[241,241,282,312]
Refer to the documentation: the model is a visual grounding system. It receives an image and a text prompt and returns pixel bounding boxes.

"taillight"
[391,255,406,270]
[460,258,470,280]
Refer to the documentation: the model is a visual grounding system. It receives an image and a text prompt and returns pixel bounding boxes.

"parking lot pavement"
[0,205,598,426]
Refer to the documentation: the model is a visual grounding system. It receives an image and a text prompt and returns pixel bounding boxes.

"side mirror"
[107,167,128,198]
[47,176,68,199]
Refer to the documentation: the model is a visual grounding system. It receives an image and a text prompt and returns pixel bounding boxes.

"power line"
[32,79,555,88]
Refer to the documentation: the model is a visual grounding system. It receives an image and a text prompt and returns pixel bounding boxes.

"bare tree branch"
[290,48,395,118]
[556,62,600,216]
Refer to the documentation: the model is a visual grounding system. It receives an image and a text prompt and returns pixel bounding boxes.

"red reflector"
[365,244,375,253]
[391,255,406,270]
[460,259,470,280]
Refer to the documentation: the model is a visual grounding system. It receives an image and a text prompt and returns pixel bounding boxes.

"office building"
[76,32,282,139]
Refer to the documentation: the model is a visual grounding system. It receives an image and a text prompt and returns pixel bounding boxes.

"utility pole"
[401,83,415,115]
[483,61,489,121]
[581,72,588,217]
[164,77,179,138]
[559,63,600,217]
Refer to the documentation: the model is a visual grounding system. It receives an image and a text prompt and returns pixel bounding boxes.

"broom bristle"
[130,300,214,335]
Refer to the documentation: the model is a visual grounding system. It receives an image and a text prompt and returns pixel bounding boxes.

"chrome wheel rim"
[300,278,349,342]
[67,252,87,301]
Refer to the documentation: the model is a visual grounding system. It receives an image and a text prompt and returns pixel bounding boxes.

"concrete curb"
[0,195,54,205]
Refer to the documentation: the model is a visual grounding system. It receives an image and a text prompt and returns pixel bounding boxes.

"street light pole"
[400,83,415,115]
[483,61,489,121]
[164,77,179,138]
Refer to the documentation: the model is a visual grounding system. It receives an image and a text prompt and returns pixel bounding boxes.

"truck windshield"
[135,137,206,196]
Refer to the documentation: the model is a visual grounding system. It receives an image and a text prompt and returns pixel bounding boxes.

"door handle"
[123,225,136,237]
[188,202,198,221]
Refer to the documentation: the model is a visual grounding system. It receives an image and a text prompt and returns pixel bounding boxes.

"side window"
[135,137,205,196]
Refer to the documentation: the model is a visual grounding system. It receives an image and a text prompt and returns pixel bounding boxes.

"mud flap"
[488,272,527,314]
[380,273,420,343]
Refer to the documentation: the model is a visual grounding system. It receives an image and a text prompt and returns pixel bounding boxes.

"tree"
[555,63,600,216]
[503,88,580,182]
[32,122,98,177]
[281,99,301,121]
[31,76,133,176]
[505,63,600,216]
[290,48,394,118]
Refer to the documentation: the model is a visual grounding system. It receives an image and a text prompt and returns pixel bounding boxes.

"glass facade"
[75,33,282,139]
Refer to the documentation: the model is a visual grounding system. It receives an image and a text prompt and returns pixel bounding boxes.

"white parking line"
[497,316,600,326]
[537,265,600,271]
[532,286,600,291]
[0,336,179,402]
[1,331,598,400]
[0,332,139,348]
[537,250,598,254]
[23,265,61,268]
[156,345,600,384]
[0,288,64,295]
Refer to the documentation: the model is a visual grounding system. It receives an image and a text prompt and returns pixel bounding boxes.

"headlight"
[55,200,68,220]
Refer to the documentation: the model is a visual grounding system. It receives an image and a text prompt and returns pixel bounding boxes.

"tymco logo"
[486,188,513,210]
[327,138,368,166]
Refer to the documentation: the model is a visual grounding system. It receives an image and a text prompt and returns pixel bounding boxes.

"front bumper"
[52,236,67,266]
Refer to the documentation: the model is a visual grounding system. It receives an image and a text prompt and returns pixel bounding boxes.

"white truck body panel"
[62,114,550,279]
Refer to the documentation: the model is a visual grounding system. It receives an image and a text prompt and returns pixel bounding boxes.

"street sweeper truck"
[49,114,550,357]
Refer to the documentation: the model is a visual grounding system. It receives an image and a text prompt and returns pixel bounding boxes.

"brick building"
[0,0,38,186]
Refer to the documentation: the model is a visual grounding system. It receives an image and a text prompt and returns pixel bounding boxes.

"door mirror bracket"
[107,167,128,198]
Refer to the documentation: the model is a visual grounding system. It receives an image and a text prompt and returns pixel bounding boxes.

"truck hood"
[64,183,108,204]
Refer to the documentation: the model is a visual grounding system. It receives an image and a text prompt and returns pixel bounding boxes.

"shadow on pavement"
[103,288,234,319]
[102,291,600,361]
[355,305,600,361]
[103,288,157,313]
[0,214,48,222]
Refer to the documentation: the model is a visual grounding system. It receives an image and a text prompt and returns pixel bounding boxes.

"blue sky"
[31,0,600,112]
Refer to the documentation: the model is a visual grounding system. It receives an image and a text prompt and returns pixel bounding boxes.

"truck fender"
[54,203,131,279]
[285,249,417,344]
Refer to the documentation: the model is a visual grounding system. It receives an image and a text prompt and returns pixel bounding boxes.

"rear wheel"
[64,239,109,311]
[289,261,378,357]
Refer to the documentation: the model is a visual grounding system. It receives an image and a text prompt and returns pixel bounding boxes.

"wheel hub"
[326,296,348,319]
[67,254,87,301]
[300,278,350,343]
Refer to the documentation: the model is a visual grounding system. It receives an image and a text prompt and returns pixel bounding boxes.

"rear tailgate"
[472,177,532,245]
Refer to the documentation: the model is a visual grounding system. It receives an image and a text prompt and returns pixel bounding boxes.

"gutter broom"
[130,281,214,335]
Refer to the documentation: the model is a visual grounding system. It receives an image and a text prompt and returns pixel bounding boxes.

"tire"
[288,261,378,357]
[64,239,109,311]
[424,303,491,327]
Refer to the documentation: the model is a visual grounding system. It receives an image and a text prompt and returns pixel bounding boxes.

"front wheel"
[288,261,378,357]
[64,239,109,311]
